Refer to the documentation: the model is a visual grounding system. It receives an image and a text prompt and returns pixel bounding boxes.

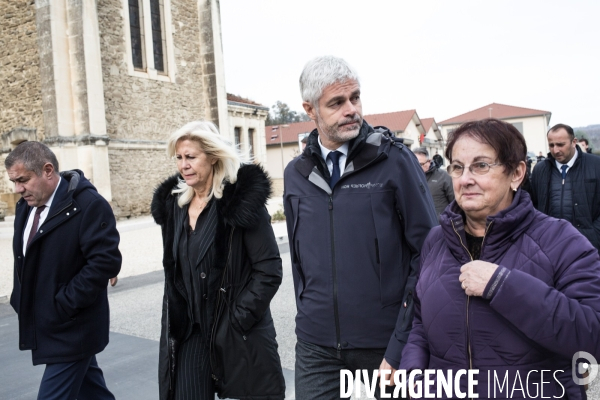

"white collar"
[318,136,349,161]
[42,176,62,210]
[555,149,578,171]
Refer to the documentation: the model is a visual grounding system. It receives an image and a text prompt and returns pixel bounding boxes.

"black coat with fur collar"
[151,164,285,400]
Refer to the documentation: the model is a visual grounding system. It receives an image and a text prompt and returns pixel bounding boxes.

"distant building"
[421,118,445,164]
[227,94,269,166]
[1,0,228,217]
[439,103,552,158]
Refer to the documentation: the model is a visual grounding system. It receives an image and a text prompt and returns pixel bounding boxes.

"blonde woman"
[152,121,285,400]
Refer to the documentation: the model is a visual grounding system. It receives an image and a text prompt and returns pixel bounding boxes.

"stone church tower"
[0,0,228,218]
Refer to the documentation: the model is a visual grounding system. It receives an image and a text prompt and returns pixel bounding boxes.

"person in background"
[536,151,546,163]
[6,141,121,399]
[413,147,454,218]
[530,123,600,250]
[400,118,600,398]
[152,121,285,400]
[579,137,593,154]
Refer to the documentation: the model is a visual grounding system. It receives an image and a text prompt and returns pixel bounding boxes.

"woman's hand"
[459,261,498,297]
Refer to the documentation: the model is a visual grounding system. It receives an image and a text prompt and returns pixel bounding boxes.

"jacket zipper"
[329,196,342,357]
[309,144,388,357]
[451,219,493,400]
[560,175,565,220]
[209,227,235,381]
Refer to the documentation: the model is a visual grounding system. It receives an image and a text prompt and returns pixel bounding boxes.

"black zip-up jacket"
[530,146,600,249]
[283,121,438,367]
[11,170,121,365]
[424,162,455,218]
[152,164,285,400]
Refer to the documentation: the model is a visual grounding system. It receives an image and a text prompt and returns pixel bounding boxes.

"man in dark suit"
[530,124,600,250]
[5,141,121,399]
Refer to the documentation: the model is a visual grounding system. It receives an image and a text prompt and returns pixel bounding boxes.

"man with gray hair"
[413,147,454,218]
[5,141,121,399]
[283,56,437,398]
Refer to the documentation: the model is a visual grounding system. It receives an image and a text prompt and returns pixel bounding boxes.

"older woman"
[400,119,600,399]
[151,121,285,400]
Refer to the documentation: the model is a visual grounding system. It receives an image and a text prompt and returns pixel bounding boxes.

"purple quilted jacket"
[400,189,600,399]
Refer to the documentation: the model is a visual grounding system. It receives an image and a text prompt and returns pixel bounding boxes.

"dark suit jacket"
[11,170,121,365]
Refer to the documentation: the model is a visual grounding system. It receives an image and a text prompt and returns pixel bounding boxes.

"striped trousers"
[175,326,215,400]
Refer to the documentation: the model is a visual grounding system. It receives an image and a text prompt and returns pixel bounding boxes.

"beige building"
[265,121,315,196]
[1,0,228,217]
[227,94,269,166]
[439,103,552,157]
[421,118,446,163]
[365,110,430,150]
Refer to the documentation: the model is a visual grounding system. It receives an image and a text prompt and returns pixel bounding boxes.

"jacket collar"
[544,145,584,169]
[152,163,272,230]
[439,189,536,264]
[295,120,390,188]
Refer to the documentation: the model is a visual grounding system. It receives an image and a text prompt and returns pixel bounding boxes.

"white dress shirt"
[555,149,578,175]
[318,136,349,177]
[23,177,61,256]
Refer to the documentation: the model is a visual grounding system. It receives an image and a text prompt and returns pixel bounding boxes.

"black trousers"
[295,338,397,400]
[38,355,114,400]
[175,327,215,400]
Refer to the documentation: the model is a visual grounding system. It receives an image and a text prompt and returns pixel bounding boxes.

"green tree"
[266,101,310,125]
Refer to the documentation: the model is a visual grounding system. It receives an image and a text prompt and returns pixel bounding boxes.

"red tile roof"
[364,110,418,133]
[439,103,551,125]
[266,121,316,145]
[421,118,436,133]
[266,110,419,145]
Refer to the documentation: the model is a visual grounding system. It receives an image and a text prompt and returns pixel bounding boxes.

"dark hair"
[579,138,589,146]
[445,118,527,176]
[412,147,429,158]
[4,141,59,175]
[548,123,574,140]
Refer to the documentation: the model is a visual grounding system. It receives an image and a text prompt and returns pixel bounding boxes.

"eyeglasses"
[419,160,430,166]
[447,162,503,178]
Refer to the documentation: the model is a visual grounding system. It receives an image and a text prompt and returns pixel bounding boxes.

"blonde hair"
[167,121,243,208]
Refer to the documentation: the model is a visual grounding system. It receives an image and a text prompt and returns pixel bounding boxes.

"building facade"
[1,0,228,217]
[439,103,552,158]
[227,94,269,167]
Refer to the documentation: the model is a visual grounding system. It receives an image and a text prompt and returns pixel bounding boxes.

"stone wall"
[98,0,221,216]
[0,154,9,194]
[0,0,43,137]
[97,0,209,142]
[108,148,175,218]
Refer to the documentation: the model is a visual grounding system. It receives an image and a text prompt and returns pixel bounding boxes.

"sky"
[220,0,600,128]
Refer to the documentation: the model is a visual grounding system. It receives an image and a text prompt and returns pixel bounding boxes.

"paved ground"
[0,261,296,400]
[1,215,598,399]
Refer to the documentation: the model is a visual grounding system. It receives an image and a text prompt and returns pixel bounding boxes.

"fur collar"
[151,163,272,229]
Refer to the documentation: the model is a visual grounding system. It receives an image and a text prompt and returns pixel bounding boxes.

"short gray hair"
[299,56,360,106]
[167,121,245,207]
[413,147,429,158]
[5,141,59,175]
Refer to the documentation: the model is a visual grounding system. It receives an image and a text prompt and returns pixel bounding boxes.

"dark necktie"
[327,151,342,189]
[561,165,568,185]
[26,205,46,248]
